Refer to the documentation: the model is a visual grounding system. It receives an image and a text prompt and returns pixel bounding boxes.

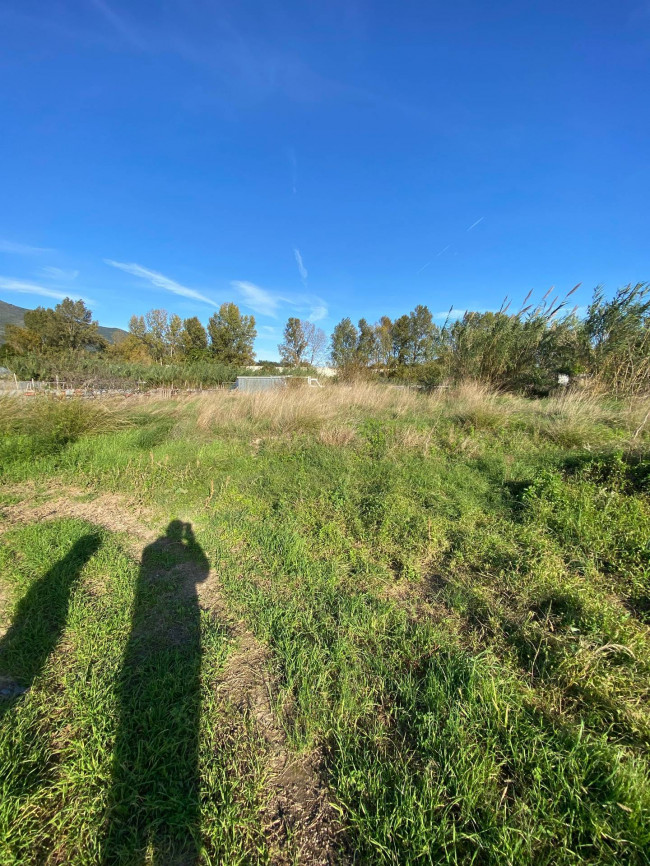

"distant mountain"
[0,299,128,345]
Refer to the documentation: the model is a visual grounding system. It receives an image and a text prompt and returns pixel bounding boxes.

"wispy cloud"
[417,219,481,276]
[104,261,327,323]
[288,147,298,195]
[232,280,328,322]
[88,0,146,49]
[307,304,328,322]
[293,248,308,282]
[231,281,281,317]
[105,260,219,306]
[39,266,79,281]
[0,277,91,303]
[0,239,54,255]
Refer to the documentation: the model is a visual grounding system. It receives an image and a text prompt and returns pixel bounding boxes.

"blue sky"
[0,0,648,360]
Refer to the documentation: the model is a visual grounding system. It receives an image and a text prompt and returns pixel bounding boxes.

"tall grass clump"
[382,284,649,400]
[585,283,650,397]
[195,382,425,435]
[433,289,583,394]
[0,396,131,468]
[443,381,518,431]
[529,390,623,447]
[519,390,650,448]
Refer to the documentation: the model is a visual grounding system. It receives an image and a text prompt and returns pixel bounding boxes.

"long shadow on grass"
[0,533,101,716]
[102,521,208,866]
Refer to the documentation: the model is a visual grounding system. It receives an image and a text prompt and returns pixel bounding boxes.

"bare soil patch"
[0,487,156,552]
[215,623,347,866]
[0,580,9,642]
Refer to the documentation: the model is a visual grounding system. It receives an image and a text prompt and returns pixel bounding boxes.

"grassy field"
[0,383,649,864]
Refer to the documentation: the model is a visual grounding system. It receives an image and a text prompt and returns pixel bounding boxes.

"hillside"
[0,299,128,345]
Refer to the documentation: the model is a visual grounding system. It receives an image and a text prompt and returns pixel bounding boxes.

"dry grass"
[0,396,22,434]
[526,390,649,447]
[195,383,425,434]
[441,381,519,431]
[390,425,436,452]
[2,382,639,455]
[543,390,620,424]
[5,382,639,453]
[318,425,358,447]
[190,381,650,452]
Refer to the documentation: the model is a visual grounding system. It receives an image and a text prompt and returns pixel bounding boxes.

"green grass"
[1,387,649,863]
[0,521,268,864]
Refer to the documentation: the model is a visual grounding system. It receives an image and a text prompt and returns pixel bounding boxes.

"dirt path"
[0,488,157,550]
[0,579,10,642]
[0,485,346,864]
[214,620,346,865]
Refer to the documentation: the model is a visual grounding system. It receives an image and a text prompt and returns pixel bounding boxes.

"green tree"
[181,317,208,358]
[22,308,54,350]
[52,299,105,350]
[391,306,437,366]
[279,317,308,366]
[374,316,393,366]
[409,305,437,363]
[167,314,183,359]
[330,318,359,368]
[208,303,256,364]
[6,299,104,354]
[109,333,154,364]
[356,318,377,366]
[128,315,147,340]
[51,298,106,350]
[114,314,153,363]
[144,309,169,362]
[4,322,42,354]
[392,314,412,365]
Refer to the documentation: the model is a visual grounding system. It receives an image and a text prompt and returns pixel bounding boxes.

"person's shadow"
[102,520,209,865]
[0,533,101,717]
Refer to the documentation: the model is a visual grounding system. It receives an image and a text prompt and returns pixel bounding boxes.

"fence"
[0,378,236,398]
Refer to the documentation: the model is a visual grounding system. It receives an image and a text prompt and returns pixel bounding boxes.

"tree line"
[2,282,648,395]
[3,301,258,367]
[121,304,256,365]
[319,284,650,395]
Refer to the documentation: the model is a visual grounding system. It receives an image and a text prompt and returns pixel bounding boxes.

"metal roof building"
[233,376,322,392]
[233,376,287,392]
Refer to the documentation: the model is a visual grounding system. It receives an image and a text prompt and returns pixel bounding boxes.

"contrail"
[436,244,450,256]
[466,217,484,232]
[416,261,430,275]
